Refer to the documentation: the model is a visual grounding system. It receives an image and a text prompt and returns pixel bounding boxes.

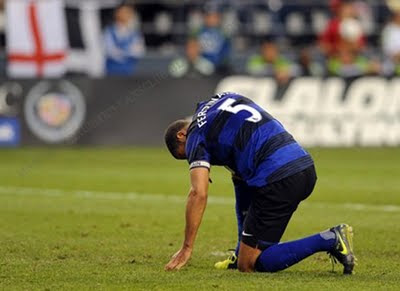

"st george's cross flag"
[6,0,68,78]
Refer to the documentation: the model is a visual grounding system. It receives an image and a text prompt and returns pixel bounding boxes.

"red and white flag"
[6,0,68,78]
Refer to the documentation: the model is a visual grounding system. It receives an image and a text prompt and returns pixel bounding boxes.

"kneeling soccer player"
[164,92,356,274]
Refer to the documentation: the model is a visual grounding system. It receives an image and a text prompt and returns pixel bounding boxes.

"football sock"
[255,230,336,272]
[233,181,251,256]
[234,202,244,256]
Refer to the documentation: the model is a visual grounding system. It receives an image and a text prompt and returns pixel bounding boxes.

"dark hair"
[164,120,188,159]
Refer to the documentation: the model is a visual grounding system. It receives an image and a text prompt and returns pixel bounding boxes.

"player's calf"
[253,226,355,274]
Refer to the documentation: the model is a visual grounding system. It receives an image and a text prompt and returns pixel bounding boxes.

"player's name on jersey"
[196,96,220,128]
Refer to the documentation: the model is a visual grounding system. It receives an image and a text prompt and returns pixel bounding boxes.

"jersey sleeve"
[186,130,211,170]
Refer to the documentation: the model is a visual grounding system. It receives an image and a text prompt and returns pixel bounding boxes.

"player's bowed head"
[164,119,190,160]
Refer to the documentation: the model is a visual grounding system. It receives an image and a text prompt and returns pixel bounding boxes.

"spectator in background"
[327,44,380,78]
[246,39,294,85]
[319,0,365,57]
[297,48,325,76]
[169,38,215,78]
[104,5,145,76]
[382,9,400,76]
[193,5,231,73]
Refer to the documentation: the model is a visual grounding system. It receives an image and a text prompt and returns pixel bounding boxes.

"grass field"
[1,147,400,290]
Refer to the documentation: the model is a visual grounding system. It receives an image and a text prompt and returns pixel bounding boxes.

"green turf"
[0,147,400,290]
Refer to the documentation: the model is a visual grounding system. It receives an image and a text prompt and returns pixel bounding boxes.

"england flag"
[6,0,68,78]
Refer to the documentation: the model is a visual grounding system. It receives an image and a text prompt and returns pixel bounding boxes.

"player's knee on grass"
[237,260,254,272]
[237,242,261,272]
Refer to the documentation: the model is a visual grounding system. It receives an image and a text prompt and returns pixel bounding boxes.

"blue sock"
[233,179,252,256]
[255,230,337,272]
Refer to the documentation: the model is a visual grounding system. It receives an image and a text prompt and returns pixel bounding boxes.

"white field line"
[0,186,399,213]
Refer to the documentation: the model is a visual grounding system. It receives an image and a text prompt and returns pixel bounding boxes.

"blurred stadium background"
[0,0,400,146]
[1,0,400,289]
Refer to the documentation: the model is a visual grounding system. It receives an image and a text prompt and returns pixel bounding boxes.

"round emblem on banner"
[24,80,86,143]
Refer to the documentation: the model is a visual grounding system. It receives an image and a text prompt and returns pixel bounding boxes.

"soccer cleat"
[214,252,238,270]
[328,223,356,275]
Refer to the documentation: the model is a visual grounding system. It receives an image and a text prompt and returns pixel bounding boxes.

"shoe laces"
[328,252,338,272]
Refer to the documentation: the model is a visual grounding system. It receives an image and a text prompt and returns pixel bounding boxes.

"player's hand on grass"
[165,246,192,271]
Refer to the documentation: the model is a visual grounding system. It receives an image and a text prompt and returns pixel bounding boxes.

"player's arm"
[165,167,209,271]
[183,167,210,249]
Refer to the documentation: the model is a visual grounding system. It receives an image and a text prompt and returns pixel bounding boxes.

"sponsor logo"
[242,231,253,237]
[24,80,86,143]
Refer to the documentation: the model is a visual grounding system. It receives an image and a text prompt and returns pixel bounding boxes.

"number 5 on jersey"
[218,98,262,123]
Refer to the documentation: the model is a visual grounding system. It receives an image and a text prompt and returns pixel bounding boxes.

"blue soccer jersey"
[185,92,314,187]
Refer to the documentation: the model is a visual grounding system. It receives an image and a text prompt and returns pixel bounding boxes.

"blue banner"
[0,118,20,147]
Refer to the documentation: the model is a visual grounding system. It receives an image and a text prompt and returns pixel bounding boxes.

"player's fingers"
[165,250,182,270]
[175,261,186,270]
[174,255,190,270]
[164,263,174,271]
[165,259,179,271]
[164,260,174,270]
